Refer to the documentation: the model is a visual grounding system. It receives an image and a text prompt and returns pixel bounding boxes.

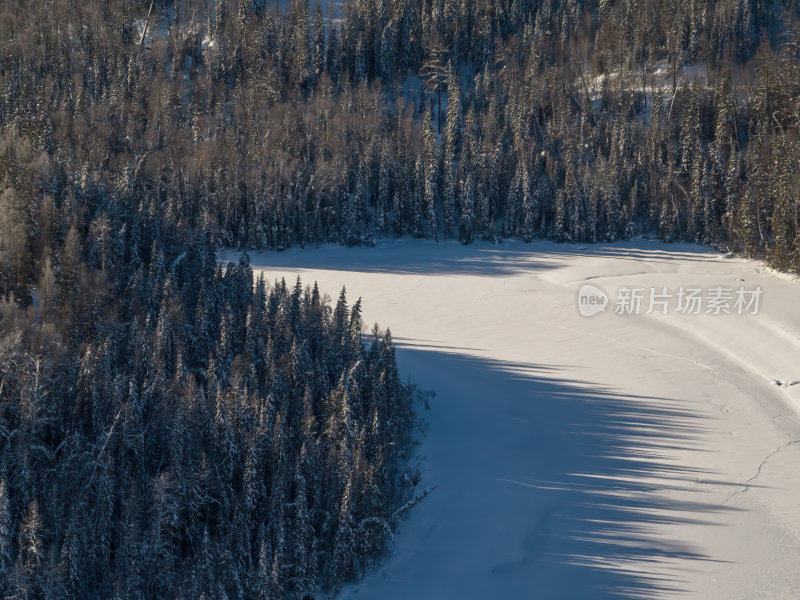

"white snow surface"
[245,239,800,599]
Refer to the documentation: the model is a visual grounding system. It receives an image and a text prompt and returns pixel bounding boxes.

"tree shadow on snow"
[247,238,728,279]
[377,342,749,600]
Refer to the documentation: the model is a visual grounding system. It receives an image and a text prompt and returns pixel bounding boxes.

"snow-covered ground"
[246,239,800,599]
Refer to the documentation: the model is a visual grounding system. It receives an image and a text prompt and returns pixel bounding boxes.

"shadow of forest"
[386,341,742,599]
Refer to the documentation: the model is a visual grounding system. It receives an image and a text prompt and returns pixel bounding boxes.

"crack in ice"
[723,440,800,504]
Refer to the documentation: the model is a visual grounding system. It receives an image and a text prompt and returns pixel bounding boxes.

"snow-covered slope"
[246,239,800,599]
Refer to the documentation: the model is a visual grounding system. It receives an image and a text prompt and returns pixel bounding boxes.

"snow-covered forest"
[1,0,799,283]
[0,0,799,597]
[0,220,417,597]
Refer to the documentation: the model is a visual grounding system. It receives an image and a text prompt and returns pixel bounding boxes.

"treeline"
[0,178,415,595]
[1,0,799,280]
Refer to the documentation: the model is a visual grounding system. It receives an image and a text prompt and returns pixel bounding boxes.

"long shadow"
[246,238,728,279]
[367,342,746,600]
[247,241,560,277]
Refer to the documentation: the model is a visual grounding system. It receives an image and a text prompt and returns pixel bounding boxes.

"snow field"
[247,239,800,599]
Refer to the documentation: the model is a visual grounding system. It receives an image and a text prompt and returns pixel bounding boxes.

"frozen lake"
[245,238,800,599]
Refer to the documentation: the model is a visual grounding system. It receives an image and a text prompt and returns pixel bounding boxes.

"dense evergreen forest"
[1,3,424,588]
[0,228,416,597]
[0,0,799,596]
[2,0,798,285]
